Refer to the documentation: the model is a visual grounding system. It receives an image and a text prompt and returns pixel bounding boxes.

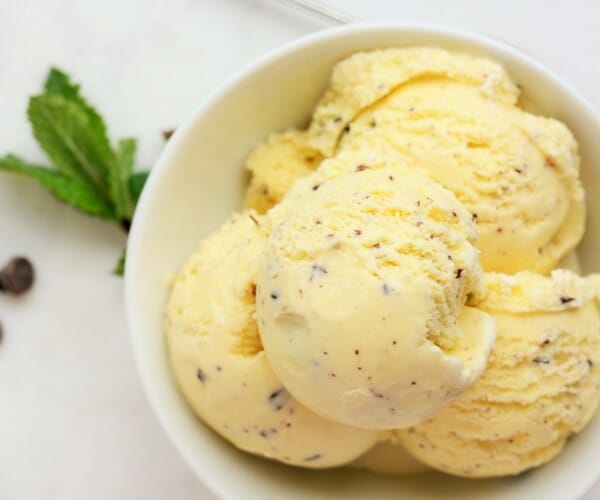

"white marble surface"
[0,1,599,498]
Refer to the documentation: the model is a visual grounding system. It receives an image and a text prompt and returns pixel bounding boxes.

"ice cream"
[397,270,600,477]
[165,45,600,477]
[256,161,496,429]
[351,439,430,475]
[243,129,323,214]
[245,47,584,273]
[165,211,380,468]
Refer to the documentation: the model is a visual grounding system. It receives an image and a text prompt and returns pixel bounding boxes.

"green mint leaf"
[27,93,114,197]
[116,138,137,177]
[107,143,134,221]
[43,67,135,219]
[0,154,116,219]
[113,249,126,277]
[44,68,109,142]
[45,68,83,101]
[128,171,149,203]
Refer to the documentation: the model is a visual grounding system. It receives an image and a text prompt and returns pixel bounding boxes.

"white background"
[1,1,599,498]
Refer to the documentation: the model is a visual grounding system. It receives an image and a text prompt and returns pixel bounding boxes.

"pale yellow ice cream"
[397,270,600,477]
[165,211,380,468]
[334,78,583,273]
[168,45,597,476]
[245,47,584,273]
[256,163,496,429]
[306,47,520,155]
[243,129,323,214]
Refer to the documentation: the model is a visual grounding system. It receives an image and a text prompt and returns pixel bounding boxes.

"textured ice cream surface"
[472,269,600,312]
[242,48,583,273]
[307,47,519,156]
[243,129,323,214]
[301,47,584,273]
[398,270,600,477]
[257,163,496,429]
[333,74,583,274]
[165,211,379,468]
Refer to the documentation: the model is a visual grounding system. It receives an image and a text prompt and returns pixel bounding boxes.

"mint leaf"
[0,154,115,219]
[113,250,126,276]
[28,94,114,198]
[116,138,137,177]
[45,68,108,139]
[43,68,136,219]
[45,68,84,102]
[109,138,137,220]
[128,171,149,203]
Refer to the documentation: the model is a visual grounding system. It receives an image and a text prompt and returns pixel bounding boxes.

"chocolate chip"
[162,128,175,140]
[0,257,34,295]
[370,389,384,399]
[455,268,463,279]
[196,368,207,383]
[270,292,279,300]
[268,388,288,410]
[533,356,550,365]
[310,264,328,282]
[560,296,575,304]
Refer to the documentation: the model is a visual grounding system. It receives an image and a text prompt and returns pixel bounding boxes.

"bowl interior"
[126,24,600,500]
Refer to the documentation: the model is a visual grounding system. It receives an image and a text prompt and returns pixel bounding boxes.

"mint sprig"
[0,68,150,275]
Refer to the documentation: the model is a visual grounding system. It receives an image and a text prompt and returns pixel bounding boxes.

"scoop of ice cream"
[307,47,519,156]
[243,129,323,214]
[397,270,600,477]
[304,47,584,273]
[165,211,380,468]
[257,164,496,429]
[335,80,583,273]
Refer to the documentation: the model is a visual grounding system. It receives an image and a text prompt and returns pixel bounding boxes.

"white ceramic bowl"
[125,23,600,500]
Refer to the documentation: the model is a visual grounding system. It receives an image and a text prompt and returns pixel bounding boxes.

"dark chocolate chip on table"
[162,128,176,140]
[0,257,34,295]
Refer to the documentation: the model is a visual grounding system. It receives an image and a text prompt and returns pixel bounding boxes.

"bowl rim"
[125,21,600,500]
